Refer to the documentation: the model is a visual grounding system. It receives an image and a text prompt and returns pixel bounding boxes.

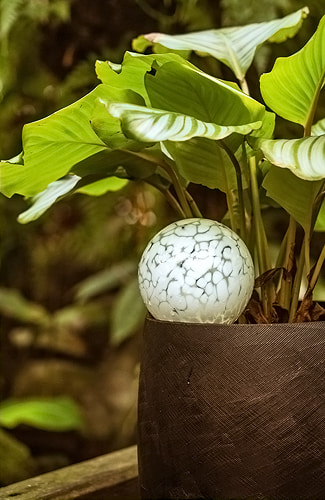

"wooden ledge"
[0,445,139,500]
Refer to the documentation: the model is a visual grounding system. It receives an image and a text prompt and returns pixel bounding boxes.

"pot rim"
[144,315,325,330]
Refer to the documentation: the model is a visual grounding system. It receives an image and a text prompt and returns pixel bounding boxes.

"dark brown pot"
[138,317,325,499]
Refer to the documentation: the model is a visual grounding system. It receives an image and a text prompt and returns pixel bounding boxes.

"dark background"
[0,0,323,485]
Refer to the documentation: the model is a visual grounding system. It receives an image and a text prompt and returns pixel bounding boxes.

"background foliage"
[1,0,324,485]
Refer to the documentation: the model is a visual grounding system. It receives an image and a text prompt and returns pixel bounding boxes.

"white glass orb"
[138,218,254,324]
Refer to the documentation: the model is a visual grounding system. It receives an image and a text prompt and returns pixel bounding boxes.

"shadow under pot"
[138,317,325,500]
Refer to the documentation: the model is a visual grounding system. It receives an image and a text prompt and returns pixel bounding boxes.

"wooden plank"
[0,445,139,500]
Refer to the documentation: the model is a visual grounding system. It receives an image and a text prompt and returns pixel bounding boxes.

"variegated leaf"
[133,7,308,83]
[312,118,325,136]
[108,102,262,142]
[259,136,325,180]
[18,175,81,223]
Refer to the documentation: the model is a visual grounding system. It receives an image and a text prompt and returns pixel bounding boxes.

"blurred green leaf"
[0,397,84,431]
[0,287,49,325]
[0,0,25,39]
[53,302,110,329]
[111,278,146,345]
[75,260,138,302]
[0,428,35,485]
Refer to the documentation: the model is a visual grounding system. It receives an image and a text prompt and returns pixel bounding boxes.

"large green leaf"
[144,61,265,125]
[0,160,26,197]
[165,138,237,191]
[258,136,325,181]
[0,85,141,197]
[3,148,170,223]
[17,145,171,222]
[263,165,322,230]
[133,7,308,83]
[107,61,264,143]
[95,52,192,104]
[90,99,144,150]
[0,153,26,197]
[103,61,265,192]
[2,143,169,221]
[260,14,325,129]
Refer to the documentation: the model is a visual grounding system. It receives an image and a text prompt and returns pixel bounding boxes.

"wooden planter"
[138,317,325,499]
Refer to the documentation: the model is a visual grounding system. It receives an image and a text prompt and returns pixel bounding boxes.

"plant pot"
[138,317,325,499]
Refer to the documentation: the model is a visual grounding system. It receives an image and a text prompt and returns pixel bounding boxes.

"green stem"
[249,156,268,272]
[312,185,325,227]
[287,71,325,316]
[225,191,237,233]
[304,228,311,276]
[219,140,246,240]
[124,149,193,218]
[158,184,203,219]
[161,159,193,218]
[304,70,325,136]
[309,243,325,293]
[240,77,250,95]
[163,189,186,218]
[288,238,306,322]
[275,230,288,271]
[249,156,274,320]
[278,216,296,311]
[185,190,203,218]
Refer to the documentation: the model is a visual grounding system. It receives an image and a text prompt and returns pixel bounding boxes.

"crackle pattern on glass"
[138,218,255,324]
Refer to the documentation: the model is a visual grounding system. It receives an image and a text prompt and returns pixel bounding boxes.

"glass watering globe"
[138,218,254,324]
